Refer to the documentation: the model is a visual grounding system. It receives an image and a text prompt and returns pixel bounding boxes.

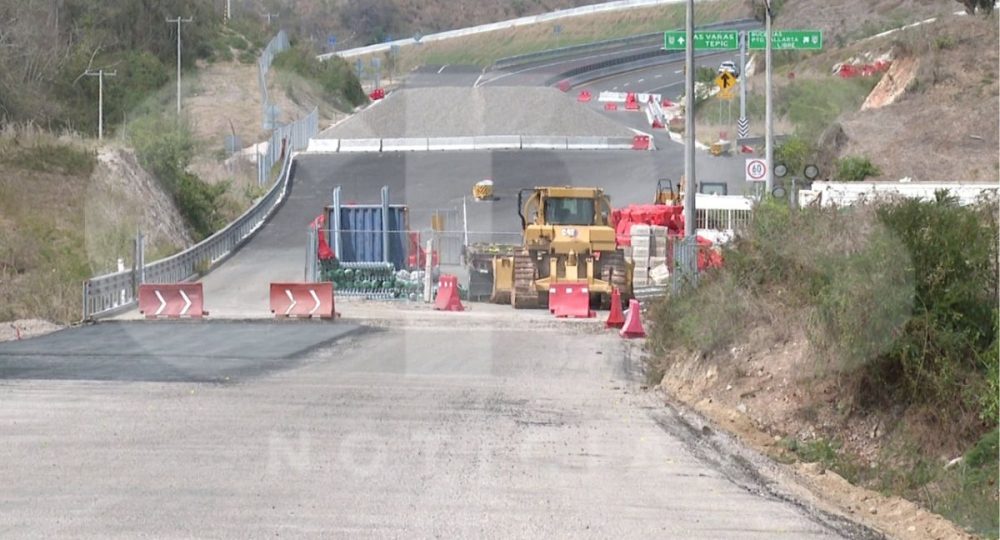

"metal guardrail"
[82,108,319,320]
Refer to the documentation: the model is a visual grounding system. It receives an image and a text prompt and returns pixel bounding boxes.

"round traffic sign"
[804,164,820,180]
[774,163,788,178]
[771,186,787,199]
[746,158,767,182]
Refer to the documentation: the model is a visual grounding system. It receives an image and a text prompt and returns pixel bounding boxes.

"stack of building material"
[627,224,674,287]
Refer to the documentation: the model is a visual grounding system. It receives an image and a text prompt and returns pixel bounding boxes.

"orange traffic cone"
[619,298,646,338]
[605,287,625,328]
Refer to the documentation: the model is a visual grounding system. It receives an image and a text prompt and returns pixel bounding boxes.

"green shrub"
[774,135,815,177]
[0,143,95,176]
[778,78,877,141]
[272,46,368,107]
[836,155,881,181]
[129,114,227,239]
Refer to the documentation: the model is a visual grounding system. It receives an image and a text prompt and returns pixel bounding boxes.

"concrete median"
[473,136,522,150]
[566,136,609,150]
[306,138,340,153]
[427,137,476,151]
[338,138,383,153]
[521,136,569,150]
[381,138,429,152]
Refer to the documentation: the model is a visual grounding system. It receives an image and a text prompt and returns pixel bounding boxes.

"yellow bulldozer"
[488,186,632,310]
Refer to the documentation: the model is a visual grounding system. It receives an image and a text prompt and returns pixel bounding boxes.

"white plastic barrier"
[521,136,569,150]
[306,138,340,153]
[473,136,522,150]
[381,138,429,152]
[599,91,662,103]
[800,181,998,208]
[427,137,476,151]
[338,138,383,153]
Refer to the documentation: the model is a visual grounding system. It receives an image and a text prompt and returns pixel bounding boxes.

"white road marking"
[623,82,630,87]
[154,290,166,316]
[654,74,663,78]
[309,290,321,315]
[437,64,449,74]
[284,290,297,315]
[638,78,645,83]
[179,290,192,315]
[674,69,683,74]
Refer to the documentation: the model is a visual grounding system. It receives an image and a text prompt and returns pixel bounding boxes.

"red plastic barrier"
[604,103,618,111]
[548,280,593,318]
[139,283,206,319]
[577,90,592,102]
[651,117,665,129]
[369,87,386,100]
[611,204,685,246]
[605,287,625,328]
[625,92,639,110]
[740,144,755,154]
[619,299,646,338]
[311,215,335,260]
[270,282,335,319]
[556,80,571,92]
[662,99,674,107]
[434,274,464,312]
[631,135,651,150]
[407,232,439,269]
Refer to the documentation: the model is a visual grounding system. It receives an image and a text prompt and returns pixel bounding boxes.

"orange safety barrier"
[270,282,335,319]
[434,274,464,312]
[548,280,594,318]
[577,90,592,102]
[619,298,646,338]
[369,88,386,100]
[605,287,625,328]
[138,283,207,319]
[604,103,618,111]
[631,135,651,150]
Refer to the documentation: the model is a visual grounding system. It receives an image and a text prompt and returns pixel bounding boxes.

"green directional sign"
[748,30,822,50]
[663,30,739,50]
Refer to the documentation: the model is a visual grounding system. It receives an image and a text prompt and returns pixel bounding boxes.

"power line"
[84,69,116,140]
[166,16,194,116]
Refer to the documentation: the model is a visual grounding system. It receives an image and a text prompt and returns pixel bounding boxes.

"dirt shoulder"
[654,338,979,540]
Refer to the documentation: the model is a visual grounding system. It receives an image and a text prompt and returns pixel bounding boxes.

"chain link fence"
[258,30,290,130]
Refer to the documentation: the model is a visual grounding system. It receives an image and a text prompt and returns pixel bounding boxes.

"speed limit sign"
[745,158,767,183]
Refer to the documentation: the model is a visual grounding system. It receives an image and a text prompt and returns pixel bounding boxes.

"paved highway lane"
[0,322,871,538]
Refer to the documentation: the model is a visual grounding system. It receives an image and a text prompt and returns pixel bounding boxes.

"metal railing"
[82,108,318,320]
[258,30,290,129]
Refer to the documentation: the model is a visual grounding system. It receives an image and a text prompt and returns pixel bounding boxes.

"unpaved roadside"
[656,365,977,540]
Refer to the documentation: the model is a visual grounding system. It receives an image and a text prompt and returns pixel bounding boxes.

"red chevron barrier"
[434,274,464,312]
[270,282,335,319]
[139,283,206,319]
[632,135,651,150]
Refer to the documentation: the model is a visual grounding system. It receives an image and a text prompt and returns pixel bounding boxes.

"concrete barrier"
[381,138,429,152]
[566,137,609,150]
[521,136,569,150]
[607,137,637,150]
[338,138,383,153]
[306,138,340,153]
[427,137,476,151]
[473,136,522,150]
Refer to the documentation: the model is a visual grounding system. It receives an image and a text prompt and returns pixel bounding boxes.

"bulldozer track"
[511,253,540,309]
[602,250,630,306]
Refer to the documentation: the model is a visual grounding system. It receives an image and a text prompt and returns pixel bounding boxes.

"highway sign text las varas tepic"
[663,30,738,50]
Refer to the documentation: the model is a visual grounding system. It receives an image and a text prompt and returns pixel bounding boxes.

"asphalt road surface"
[0,319,874,538]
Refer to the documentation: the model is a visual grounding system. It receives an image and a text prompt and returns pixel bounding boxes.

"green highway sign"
[748,30,822,50]
[663,30,739,50]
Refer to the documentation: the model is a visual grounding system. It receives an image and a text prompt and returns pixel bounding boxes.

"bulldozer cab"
[518,186,611,229]
[655,178,679,205]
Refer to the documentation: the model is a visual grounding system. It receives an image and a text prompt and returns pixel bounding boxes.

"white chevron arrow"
[154,290,167,316]
[284,289,297,315]
[179,290,192,315]
[309,289,321,315]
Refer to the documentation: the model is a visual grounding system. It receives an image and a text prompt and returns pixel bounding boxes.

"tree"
[956,0,995,15]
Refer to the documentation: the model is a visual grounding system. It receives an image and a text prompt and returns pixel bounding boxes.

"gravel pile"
[318,87,636,139]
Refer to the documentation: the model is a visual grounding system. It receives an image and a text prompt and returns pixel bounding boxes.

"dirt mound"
[85,148,192,273]
[317,86,636,139]
[0,319,62,342]
[862,56,918,111]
